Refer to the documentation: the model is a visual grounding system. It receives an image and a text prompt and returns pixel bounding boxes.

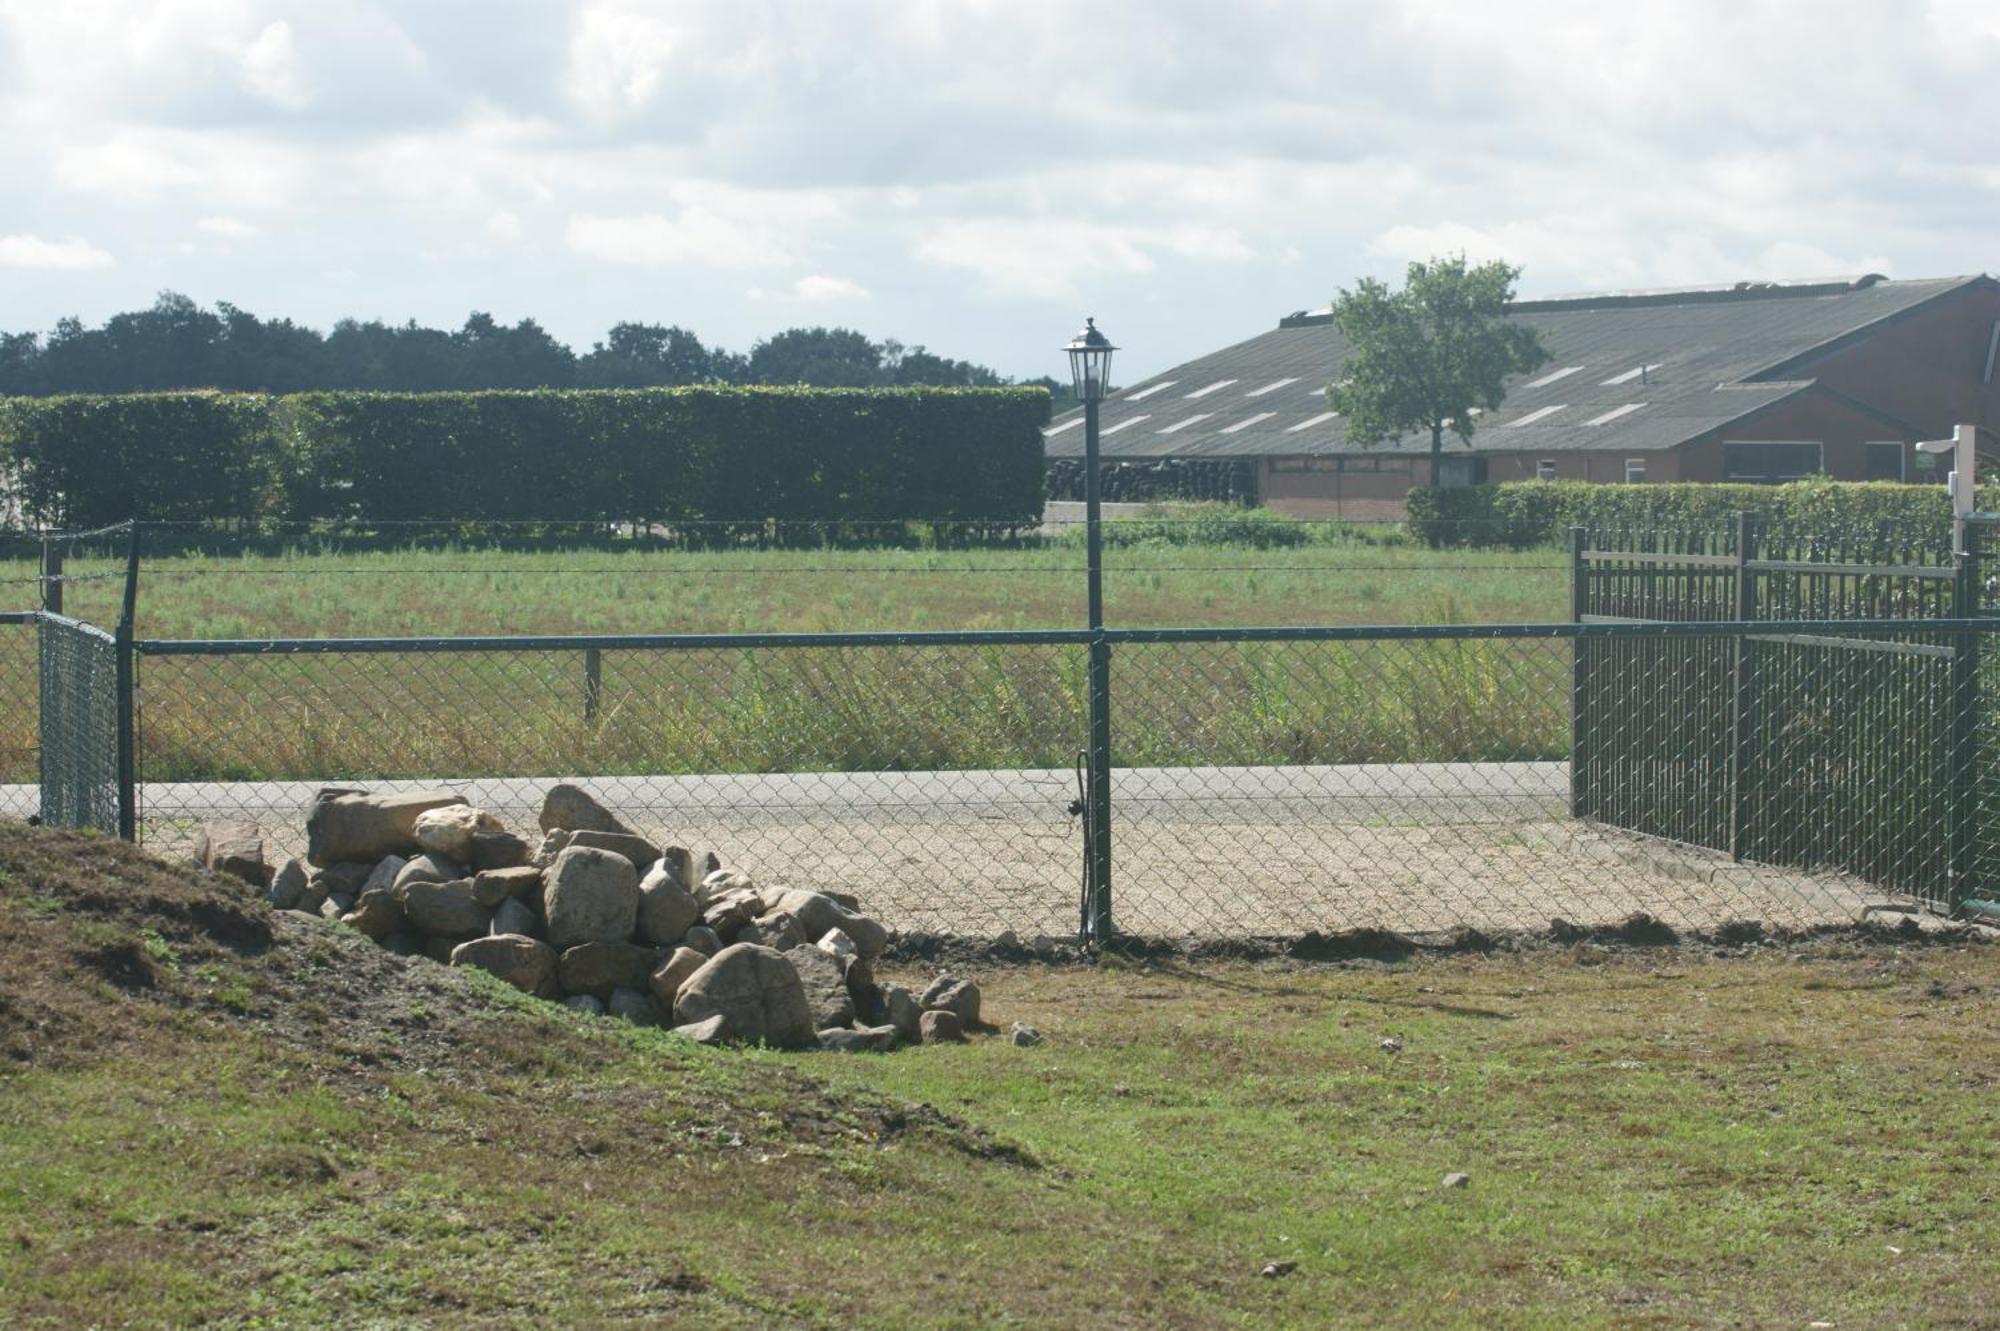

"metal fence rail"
[118,617,2000,940]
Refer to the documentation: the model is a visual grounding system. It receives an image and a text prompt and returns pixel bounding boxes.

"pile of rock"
[244,783,982,1050]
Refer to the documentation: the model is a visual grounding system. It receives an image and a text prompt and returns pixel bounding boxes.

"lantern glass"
[1063,317,1117,403]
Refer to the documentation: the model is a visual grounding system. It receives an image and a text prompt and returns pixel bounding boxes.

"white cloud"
[0,233,114,270]
[749,274,871,303]
[196,215,260,239]
[233,20,309,111]
[913,218,1252,302]
[565,3,681,121]
[566,208,790,269]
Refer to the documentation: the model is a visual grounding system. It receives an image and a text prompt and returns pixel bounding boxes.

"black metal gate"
[1572,518,1981,913]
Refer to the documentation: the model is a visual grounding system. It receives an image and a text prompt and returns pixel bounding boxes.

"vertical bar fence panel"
[35,613,123,833]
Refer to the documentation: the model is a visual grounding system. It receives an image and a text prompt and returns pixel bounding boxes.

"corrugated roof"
[1045,274,1988,459]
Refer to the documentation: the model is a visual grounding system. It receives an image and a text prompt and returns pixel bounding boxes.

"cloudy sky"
[2,0,1997,381]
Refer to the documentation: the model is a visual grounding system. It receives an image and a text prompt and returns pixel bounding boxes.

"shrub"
[1406,477,1979,549]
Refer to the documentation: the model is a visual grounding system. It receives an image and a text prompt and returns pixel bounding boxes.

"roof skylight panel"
[1044,418,1083,435]
[1123,381,1178,401]
[1522,366,1584,389]
[1287,411,1339,432]
[1100,416,1150,435]
[1157,414,1214,434]
[1583,403,1647,425]
[1221,412,1277,433]
[1599,364,1662,385]
[1507,404,1567,427]
[1245,377,1301,397]
[1184,379,1240,398]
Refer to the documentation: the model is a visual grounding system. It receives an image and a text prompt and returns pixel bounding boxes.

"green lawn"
[2,825,1995,1329]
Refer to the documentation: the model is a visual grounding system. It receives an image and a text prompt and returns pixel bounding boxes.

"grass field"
[2,825,1995,1328]
[1,517,1578,786]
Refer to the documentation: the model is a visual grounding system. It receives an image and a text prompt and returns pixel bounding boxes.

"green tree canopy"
[1327,256,1550,483]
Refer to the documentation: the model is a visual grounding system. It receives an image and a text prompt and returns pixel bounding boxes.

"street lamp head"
[1063,316,1118,403]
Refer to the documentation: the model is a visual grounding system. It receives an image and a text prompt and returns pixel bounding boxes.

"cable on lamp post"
[1063,317,1118,946]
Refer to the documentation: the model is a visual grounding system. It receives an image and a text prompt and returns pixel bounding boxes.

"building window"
[1722,441,1823,484]
[1624,458,1647,484]
[1864,441,1906,482]
[1535,458,1557,480]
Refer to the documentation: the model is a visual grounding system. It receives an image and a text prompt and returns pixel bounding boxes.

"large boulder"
[672,944,815,1048]
[393,852,460,893]
[739,911,806,952]
[654,846,699,893]
[267,858,309,910]
[538,784,634,836]
[921,975,982,1027]
[648,946,707,1008]
[786,945,855,1029]
[450,935,559,998]
[558,942,660,998]
[771,890,888,961]
[566,829,660,874]
[342,886,404,940]
[399,878,489,940]
[305,788,467,868]
[608,987,663,1026]
[473,865,541,909]
[636,863,699,947]
[195,822,270,887]
[489,897,537,937]
[412,805,503,861]
[470,830,533,872]
[542,846,639,948]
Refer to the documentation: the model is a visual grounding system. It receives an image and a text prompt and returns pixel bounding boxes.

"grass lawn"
[1,525,1570,639]
[2,825,1995,1328]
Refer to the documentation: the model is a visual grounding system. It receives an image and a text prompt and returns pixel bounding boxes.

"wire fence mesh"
[36,614,122,833]
[0,612,37,818]
[126,620,2000,940]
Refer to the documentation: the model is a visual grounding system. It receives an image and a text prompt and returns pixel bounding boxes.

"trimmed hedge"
[0,393,283,529]
[1406,479,1982,548]
[1,387,1049,534]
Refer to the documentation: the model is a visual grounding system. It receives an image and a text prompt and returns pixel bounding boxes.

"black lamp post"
[1063,317,1117,944]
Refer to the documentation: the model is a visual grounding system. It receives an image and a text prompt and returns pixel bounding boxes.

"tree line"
[0,291,1072,403]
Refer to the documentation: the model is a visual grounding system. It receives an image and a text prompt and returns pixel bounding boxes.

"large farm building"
[1046,273,2000,518]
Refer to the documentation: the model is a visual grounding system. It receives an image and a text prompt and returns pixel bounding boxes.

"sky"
[1,0,1997,383]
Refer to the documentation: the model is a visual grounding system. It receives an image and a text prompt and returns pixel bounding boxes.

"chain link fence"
[37,613,123,833]
[124,619,2000,940]
[0,611,37,819]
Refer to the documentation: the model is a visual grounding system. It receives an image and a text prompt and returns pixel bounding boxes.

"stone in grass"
[670,1014,728,1046]
[920,975,982,1027]
[559,941,659,999]
[815,1025,898,1053]
[196,821,271,888]
[874,983,924,1042]
[538,784,634,837]
[489,897,537,938]
[680,925,724,957]
[673,944,815,1048]
[786,946,855,1030]
[1010,1023,1043,1048]
[542,846,639,948]
[473,865,540,909]
[305,788,466,868]
[636,863,699,947]
[566,829,661,875]
[398,878,489,940]
[470,829,533,872]
[450,934,560,999]
[648,947,707,1009]
[412,805,503,862]
[608,986,663,1026]
[342,887,405,941]
[267,858,310,910]
[564,994,605,1016]
[1442,1172,1470,1190]
[918,1009,966,1044]
[318,894,353,920]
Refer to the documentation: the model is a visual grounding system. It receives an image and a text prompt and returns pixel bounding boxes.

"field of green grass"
[3,825,1995,1328]
[0,516,1576,785]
